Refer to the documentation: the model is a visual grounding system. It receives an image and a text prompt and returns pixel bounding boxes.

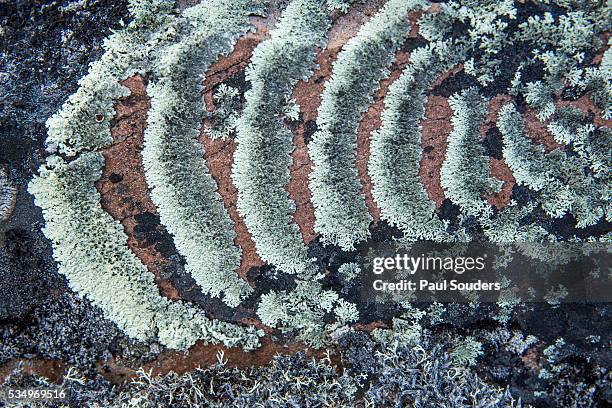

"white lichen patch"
[0,168,17,222]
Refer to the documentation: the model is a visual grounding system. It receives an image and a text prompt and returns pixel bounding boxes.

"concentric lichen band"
[28,153,261,350]
[28,0,263,350]
[497,103,608,227]
[308,0,425,250]
[440,88,501,219]
[43,1,176,156]
[232,0,330,275]
[369,43,456,241]
[142,0,264,307]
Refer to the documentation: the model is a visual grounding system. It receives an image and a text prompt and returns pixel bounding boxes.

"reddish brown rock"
[521,347,542,372]
[289,0,389,240]
[483,94,513,135]
[141,337,332,378]
[420,95,453,209]
[0,359,66,384]
[288,126,318,244]
[417,65,466,210]
[97,75,181,300]
[522,107,562,152]
[353,320,390,332]
[557,95,612,128]
[200,30,267,277]
[199,136,264,278]
[488,158,515,209]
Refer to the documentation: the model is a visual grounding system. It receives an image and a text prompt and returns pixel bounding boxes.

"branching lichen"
[206,84,242,140]
[497,104,608,227]
[258,278,358,347]
[28,0,611,355]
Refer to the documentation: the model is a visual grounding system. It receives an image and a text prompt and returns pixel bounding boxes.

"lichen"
[309,0,425,250]
[442,88,503,220]
[28,0,611,356]
[369,42,456,241]
[142,0,264,307]
[0,168,17,222]
[28,153,261,350]
[232,0,330,274]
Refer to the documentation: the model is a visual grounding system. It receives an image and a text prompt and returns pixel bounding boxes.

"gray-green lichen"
[497,104,608,227]
[27,0,612,354]
[232,0,330,275]
[206,84,242,139]
[28,0,265,349]
[258,278,358,347]
[0,168,17,222]
[28,153,261,350]
[369,43,456,241]
[440,88,502,219]
[142,0,264,307]
[308,0,425,250]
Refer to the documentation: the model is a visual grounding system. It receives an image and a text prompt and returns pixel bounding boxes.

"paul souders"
[373,279,501,292]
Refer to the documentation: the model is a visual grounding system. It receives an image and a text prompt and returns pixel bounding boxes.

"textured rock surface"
[1,1,610,406]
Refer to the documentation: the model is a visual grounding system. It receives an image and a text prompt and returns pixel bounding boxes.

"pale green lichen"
[309,0,425,250]
[369,42,456,241]
[29,0,612,353]
[28,153,261,350]
[497,104,608,227]
[440,88,502,219]
[418,0,516,86]
[232,0,330,275]
[142,0,264,307]
[450,336,483,367]
[44,0,178,156]
[206,84,242,140]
